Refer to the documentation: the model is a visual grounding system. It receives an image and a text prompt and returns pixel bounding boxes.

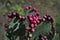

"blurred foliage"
[11,5,24,15]
[0,0,24,15]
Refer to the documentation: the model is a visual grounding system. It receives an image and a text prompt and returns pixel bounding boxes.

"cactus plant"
[4,6,60,40]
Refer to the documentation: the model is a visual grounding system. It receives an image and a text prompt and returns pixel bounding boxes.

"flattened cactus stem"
[5,6,58,40]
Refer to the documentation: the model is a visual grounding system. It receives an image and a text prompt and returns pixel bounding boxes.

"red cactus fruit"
[28,5,32,9]
[34,23,37,27]
[31,28,35,32]
[29,28,35,32]
[43,36,48,40]
[25,5,32,10]
[8,18,12,21]
[19,16,22,19]
[29,17,33,21]
[28,33,32,38]
[15,13,19,17]
[21,16,26,21]
[32,20,37,24]
[27,26,35,32]
[41,37,44,40]
[30,24,35,28]
[25,25,31,30]
[51,24,55,30]
[33,16,38,21]
[4,24,9,28]
[25,7,29,10]
[39,18,43,22]
[43,14,51,21]
[39,34,43,38]
[39,34,43,40]
[33,8,38,12]
[43,15,48,19]
[50,18,54,23]
[36,11,40,16]
[49,31,53,35]
[28,14,34,21]
[29,14,34,18]
[12,12,17,16]
[48,16,51,20]
[42,18,46,21]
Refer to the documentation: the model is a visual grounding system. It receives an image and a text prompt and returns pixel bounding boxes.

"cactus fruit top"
[5,24,9,28]
[4,6,59,40]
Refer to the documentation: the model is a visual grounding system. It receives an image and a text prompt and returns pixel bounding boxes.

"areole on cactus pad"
[4,6,59,40]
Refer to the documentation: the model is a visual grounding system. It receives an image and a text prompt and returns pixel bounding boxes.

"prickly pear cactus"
[4,6,60,40]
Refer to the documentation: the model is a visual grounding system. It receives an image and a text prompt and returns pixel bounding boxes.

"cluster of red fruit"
[8,11,26,21]
[5,11,26,28]
[39,34,48,40]
[26,14,41,38]
[25,6,43,38]
[25,5,40,16]
[40,30,54,40]
[4,5,54,40]
[43,14,54,23]
[25,6,54,38]
[38,30,54,40]
[25,5,54,23]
